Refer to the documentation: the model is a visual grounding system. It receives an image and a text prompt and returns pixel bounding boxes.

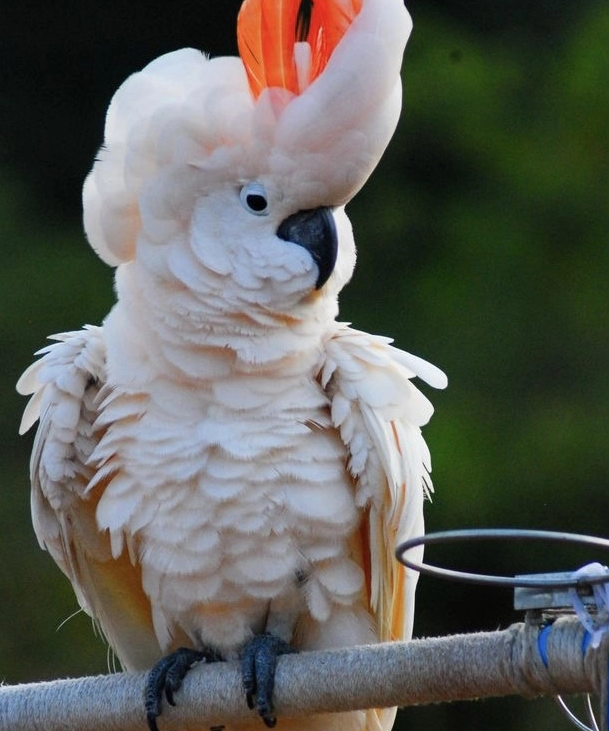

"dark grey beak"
[277,207,338,290]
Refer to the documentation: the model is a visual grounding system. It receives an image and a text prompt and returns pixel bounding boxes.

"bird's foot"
[145,646,220,731]
[241,633,296,728]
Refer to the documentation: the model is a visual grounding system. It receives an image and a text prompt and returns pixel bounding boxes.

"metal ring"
[395,529,609,588]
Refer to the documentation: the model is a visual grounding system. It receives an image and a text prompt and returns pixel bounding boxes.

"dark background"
[2,2,609,729]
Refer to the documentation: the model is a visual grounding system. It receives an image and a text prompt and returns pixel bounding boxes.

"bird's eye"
[239,182,270,216]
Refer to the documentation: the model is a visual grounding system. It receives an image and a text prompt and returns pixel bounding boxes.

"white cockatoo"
[17,0,446,729]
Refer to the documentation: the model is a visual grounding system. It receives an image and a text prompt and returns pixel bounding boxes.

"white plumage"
[17,1,446,729]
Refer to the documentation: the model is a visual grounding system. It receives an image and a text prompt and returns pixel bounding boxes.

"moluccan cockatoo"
[17,0,446,729]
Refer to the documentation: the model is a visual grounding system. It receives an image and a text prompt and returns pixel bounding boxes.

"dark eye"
[239,182,270,216]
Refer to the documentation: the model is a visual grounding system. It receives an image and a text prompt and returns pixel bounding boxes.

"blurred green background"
[2,1,608,729]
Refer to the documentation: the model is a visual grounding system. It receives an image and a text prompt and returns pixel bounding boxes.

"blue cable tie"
[538,624,551,668]
[582,630,592,655]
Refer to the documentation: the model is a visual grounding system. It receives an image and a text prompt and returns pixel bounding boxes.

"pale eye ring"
[239,182,270,216]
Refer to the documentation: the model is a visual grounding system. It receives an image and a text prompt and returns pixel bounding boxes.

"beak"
[277,207,338,290]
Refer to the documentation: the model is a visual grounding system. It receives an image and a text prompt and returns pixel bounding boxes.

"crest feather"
[237,0,363,98]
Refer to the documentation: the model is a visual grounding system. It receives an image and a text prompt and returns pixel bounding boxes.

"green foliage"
[345,1,609,544]
[2,3,608,729]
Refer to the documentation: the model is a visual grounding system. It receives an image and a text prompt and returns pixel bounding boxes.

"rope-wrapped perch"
[1,616,606,731]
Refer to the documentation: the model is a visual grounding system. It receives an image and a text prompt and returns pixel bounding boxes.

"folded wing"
[17,326,161,671]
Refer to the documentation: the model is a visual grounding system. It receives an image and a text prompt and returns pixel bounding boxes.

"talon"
[240,633,296,726]
[146,710,161,731]
[144,646,218,731]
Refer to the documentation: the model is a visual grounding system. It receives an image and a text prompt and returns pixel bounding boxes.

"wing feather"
[320,324,445,644]
[17,326,161,671]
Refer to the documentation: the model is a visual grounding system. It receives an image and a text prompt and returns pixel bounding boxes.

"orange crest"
[237,0,363,98]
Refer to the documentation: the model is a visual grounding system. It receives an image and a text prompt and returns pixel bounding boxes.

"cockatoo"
[17,0,446,729]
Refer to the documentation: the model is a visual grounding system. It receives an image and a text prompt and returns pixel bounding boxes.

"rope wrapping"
[0,617,605,731]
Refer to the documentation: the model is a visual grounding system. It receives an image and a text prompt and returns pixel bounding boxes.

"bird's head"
[83,0,412,323]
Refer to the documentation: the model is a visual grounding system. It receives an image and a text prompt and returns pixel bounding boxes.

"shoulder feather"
[18,327,161,670]
[320,324,445,642]
[17,326,108,578]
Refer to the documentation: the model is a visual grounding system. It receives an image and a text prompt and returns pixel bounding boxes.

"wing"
[17,327,161,671]
[319,324,447,644]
